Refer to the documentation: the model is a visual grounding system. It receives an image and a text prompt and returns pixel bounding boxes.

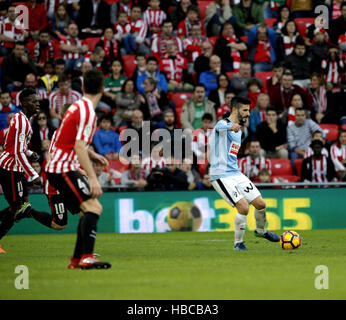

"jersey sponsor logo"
[19,133,25,143]
[84,125,92,139]
[243,183,254,193]
[229,142,240,157]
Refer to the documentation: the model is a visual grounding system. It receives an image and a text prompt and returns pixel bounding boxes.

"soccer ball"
[280,231,301,250]
[167,201,202,231]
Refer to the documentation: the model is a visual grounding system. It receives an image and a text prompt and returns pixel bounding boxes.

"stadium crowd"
[0,0,346,192]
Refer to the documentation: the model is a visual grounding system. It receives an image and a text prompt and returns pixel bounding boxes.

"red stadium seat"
[319,124,339,141]
[108,159,130,173]
[264,18,277,29]
[198,1,213,21]
[122,54,136,78]
[240,36,248,43]
[170,92,193,128]
[294,18,315,37]
[254,71,274,93]
[294,158,304,178]
[226,72,237,80]
[208,36,218,49]
[0,57,4,66]
[341,124,346,130]
[269,158,292,176]
[84,37,101,52]
[198,161,209,177]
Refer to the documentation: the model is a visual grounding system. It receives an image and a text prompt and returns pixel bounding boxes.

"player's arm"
[88,149,109,168]
[215,121,241,132]
[74,140,102,198]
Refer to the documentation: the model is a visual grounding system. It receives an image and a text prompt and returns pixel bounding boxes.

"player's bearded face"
[238,106,250,125]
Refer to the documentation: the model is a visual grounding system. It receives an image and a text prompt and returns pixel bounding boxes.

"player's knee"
[236,201,249,215]
[51,221,66,230]
[254,199,266,211]
[81,199,102,215]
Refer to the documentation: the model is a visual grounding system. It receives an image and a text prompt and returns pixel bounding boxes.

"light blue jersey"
[209,118,242,181]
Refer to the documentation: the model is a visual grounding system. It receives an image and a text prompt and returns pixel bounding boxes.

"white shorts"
[211,173,261,207]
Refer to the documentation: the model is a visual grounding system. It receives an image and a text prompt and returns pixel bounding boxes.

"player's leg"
[211,176,249,250]
[251,196,280,242]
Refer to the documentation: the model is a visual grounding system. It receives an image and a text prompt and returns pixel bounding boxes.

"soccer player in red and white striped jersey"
[143,0,167,36]
[46,69,111,269]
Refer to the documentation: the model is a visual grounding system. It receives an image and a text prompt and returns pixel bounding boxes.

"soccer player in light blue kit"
[209,96,280,250]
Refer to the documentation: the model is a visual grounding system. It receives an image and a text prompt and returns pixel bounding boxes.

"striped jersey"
[0,17,25,48]
[330,143,346,171]
[239,155,271,180]
[209,118,242,180]
[60,37,85,60]
[129,18,147,44]
[143,8,166,30]
[151,36,183,60]
[49,89,82,115]
[45,97,97,173]
[0,112,39,180]
[159,54,188,83]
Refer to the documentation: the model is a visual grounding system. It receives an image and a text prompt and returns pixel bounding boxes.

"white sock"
[255,208,266,234]
[234,213,247,245]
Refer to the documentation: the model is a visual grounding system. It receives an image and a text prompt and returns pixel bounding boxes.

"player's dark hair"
[230,96,251,110]
[19,88,36,105]
[83,69,104,95]
[202,113,213,121]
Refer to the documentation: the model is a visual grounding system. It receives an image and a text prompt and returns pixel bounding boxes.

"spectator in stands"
[104,59,128,105]
[191,113,213,165]
[308,72,329,124]
[275,19,303,62]
[273,5,291,34]
[137,57,168,95]
[121,154,147,190]
[142,142,167,178]
[310,28,330,73]
[139,77,170,124]
[114,79,141,129]
[129,5,149,55]
[216,91,234,120]
[239,139,271,181]
[110,0,133,25]
[193,41,213,79]
[287,108,321,172]
[143,0,167,37]
[30,111,55,161]
[38,59,65,94]
[160,39,192,92]
[214,22,247,73]
[204,0,235,37]
[301,140,337,183]
[330,2,346,45]
[199,55,222,96]
[93,115,122,160]
[71,60,93,94]
[28,30,58,75]
[208,74,231,110]
[330,129,346,181]
[160,157,189,191]
[230,61,253,96]
[77,0,110,38]
[249,92,270,134]
[266,61,284,91]
[177,5,205,39]
[151,20,184,62]
[49,73,82,128]
[179,157,200,190]
[269,72,313,114]
[258,168,271,183]
[246,78,262,110]
[304,130,329,158]
[1,41,37,92]
[0,92,20,130]
[321,46,345,87]
[284,41,312,88]
[25,0,48,40]
[171,0,192,29]
[333,0,344,20]
[93,161,117,188]
[59,23,89,72]
[114,11,137,55]
[95,27,119,73]
[233,0,264,36]
[83,46,106,73]
[281,93,306,127]
[256,107,288,158]
[0,5,27,56]
[51,3,71,38]
[247,24,277,73]
[289,0,314,19]
[181,84,216,131]
[183,23,206,74]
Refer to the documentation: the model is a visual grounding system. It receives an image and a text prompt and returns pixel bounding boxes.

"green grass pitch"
[1,230,346,300]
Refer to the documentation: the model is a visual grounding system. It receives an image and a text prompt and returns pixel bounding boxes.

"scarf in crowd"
[146,92,161,118]
[312,85,327,114]
[101,36,118,59]
[223,35,242,72]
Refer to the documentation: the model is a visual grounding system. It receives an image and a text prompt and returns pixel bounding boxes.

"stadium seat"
[264,18,276,29]
[198,1,213,21]
[240,36,248,43]
[269,158,292,176]
[84,37,101,52]
[108,159,130,173]
[226,72,237,80]
[208,36,218,49]
[294,158,304,178]
[0,57,3,66]
[294,18,315,37]
[254,71,274,92]
[170,92,193,128]
[319,124,339,141]
[122,55,136,78]
[341,124,346,130]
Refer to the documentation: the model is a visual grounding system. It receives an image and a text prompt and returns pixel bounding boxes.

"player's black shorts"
[0,167,28,205]
[46,171,91,214]
[46,193,68,227]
